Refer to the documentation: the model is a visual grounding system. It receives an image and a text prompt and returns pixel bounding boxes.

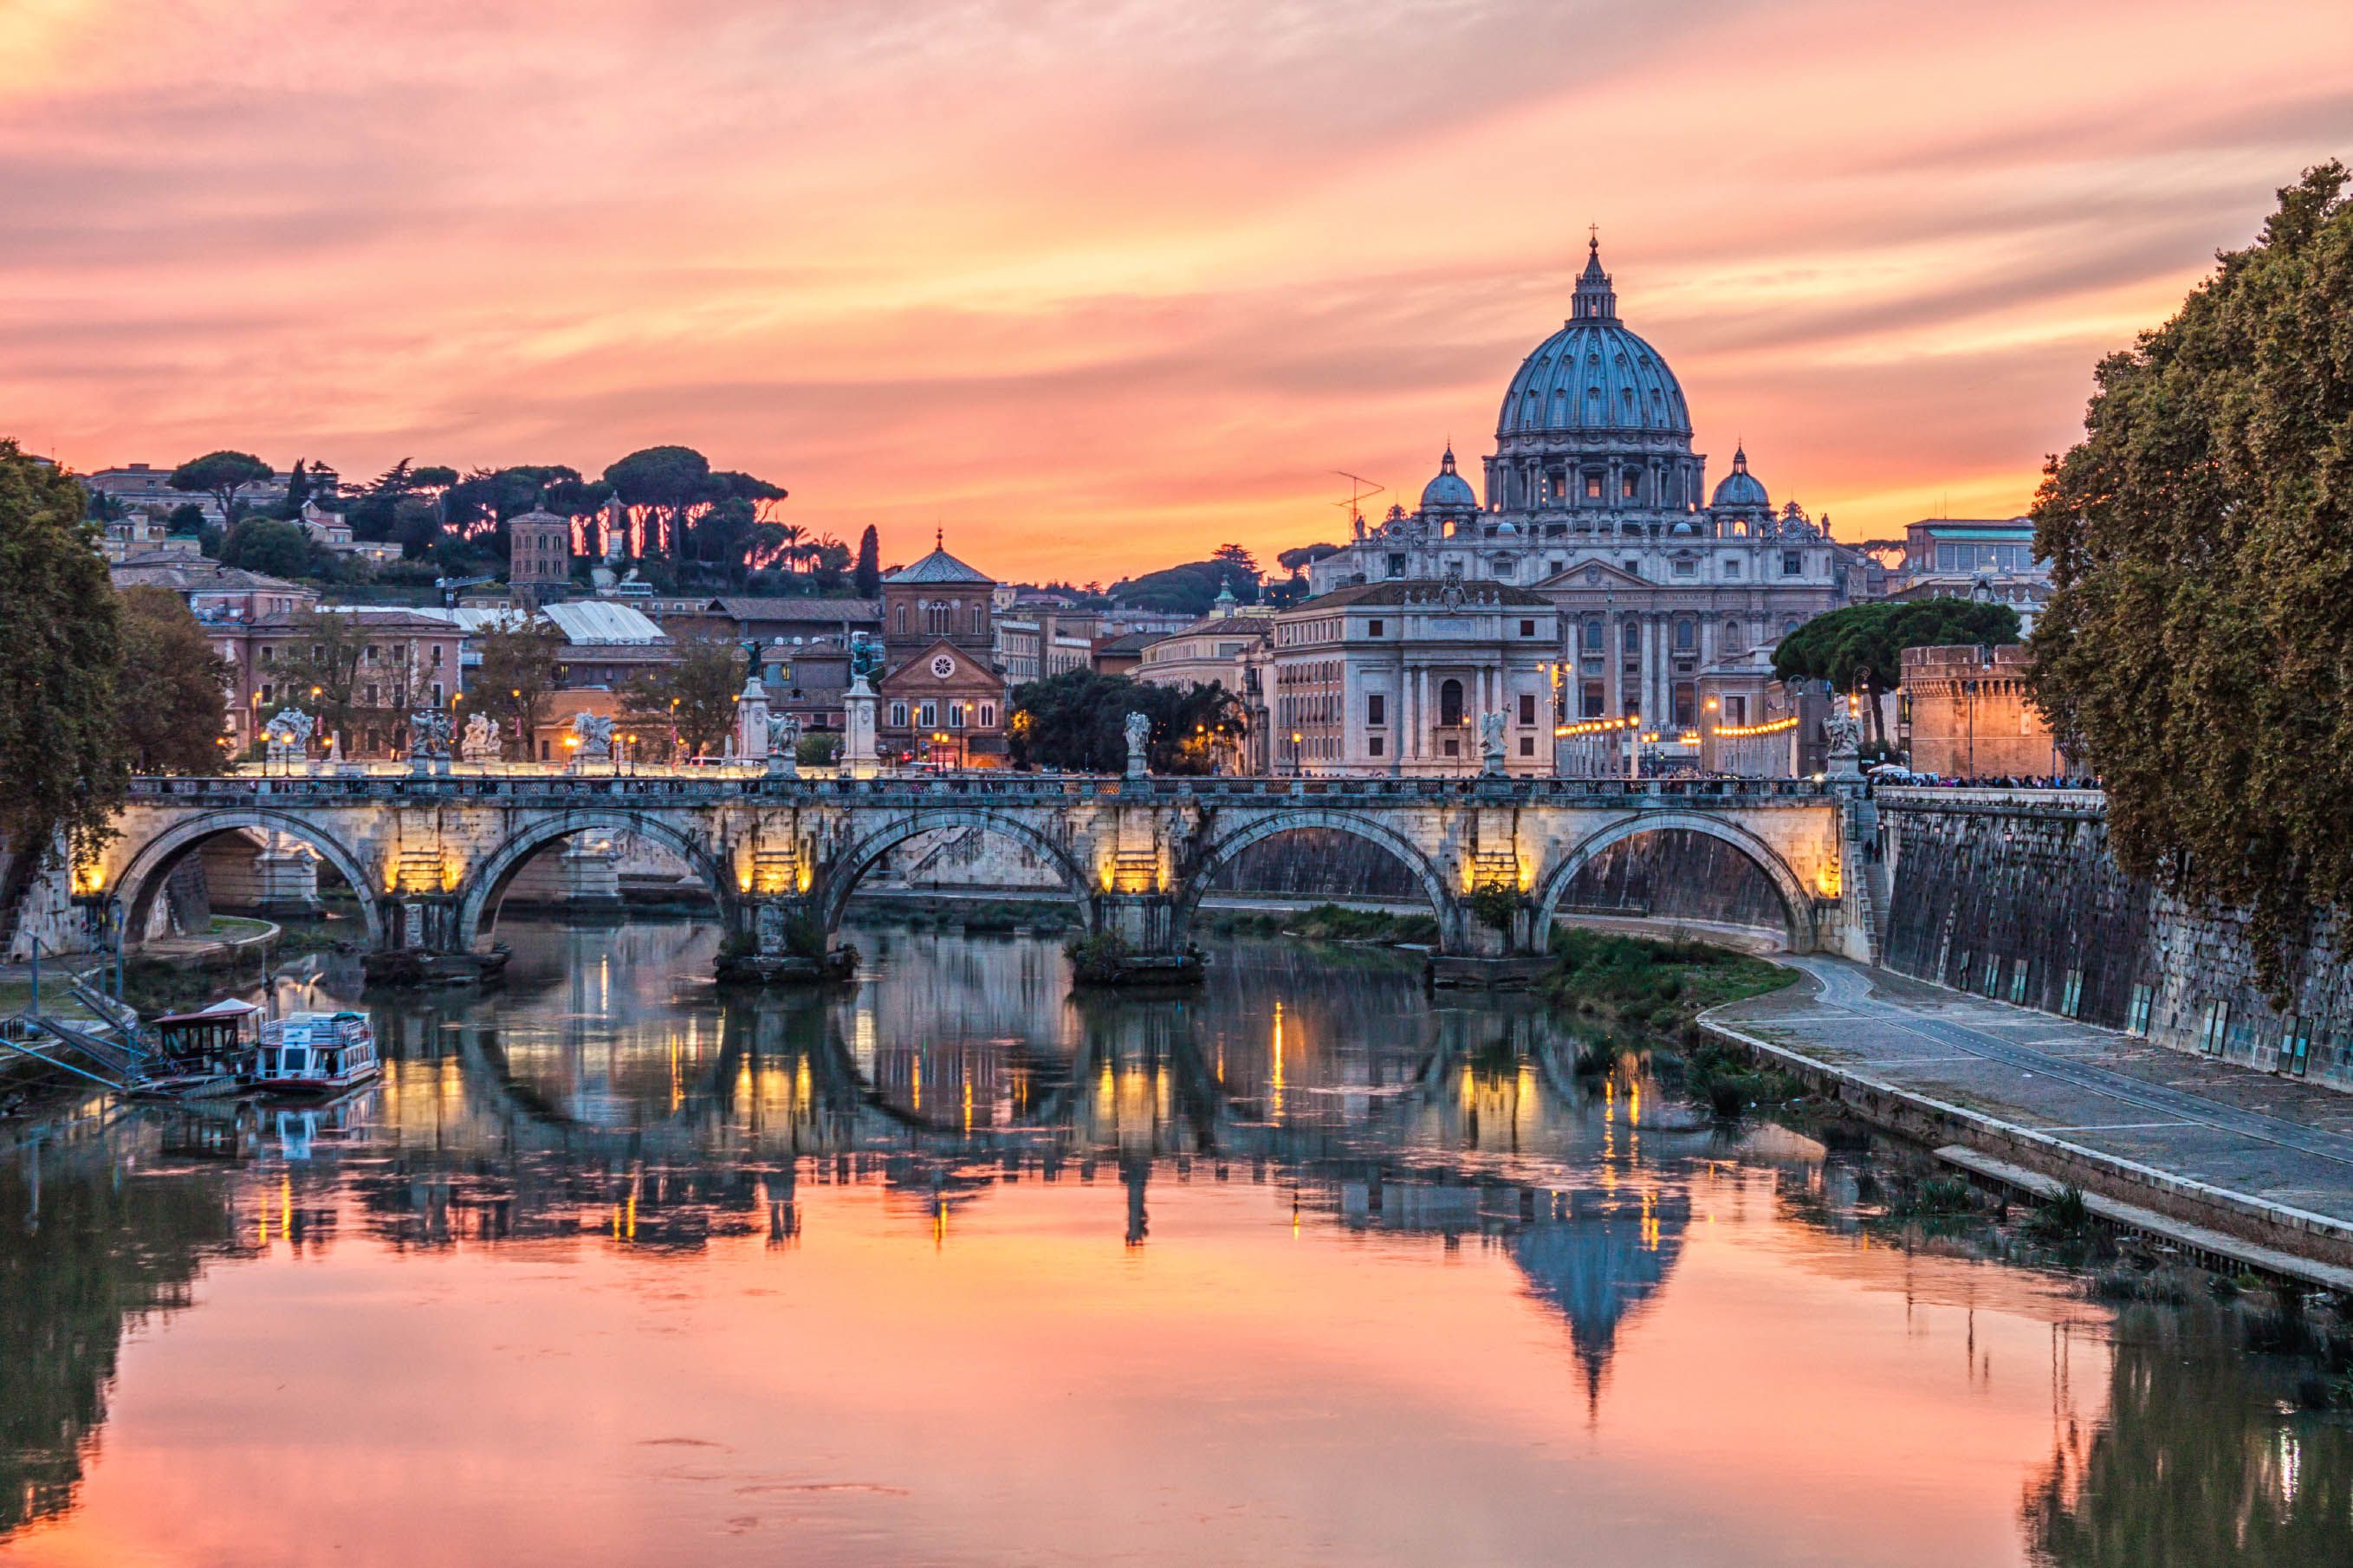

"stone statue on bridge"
[1824,703,1863,781]
[1478,709,1507,776]
[764,709,801,777]
[407,709,453,765]
[459,712,501,763]
[263,707,313,769]
[1124,711,1151,779]
[571,711,615,763]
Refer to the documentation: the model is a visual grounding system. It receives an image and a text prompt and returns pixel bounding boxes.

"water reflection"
[1,919,2346,1566]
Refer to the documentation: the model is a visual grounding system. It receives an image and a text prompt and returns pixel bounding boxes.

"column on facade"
[1637,615,1656,725]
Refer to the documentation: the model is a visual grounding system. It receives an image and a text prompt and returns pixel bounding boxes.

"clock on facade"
[930,653,956,679]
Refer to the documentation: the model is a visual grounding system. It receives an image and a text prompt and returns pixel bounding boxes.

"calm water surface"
[2,919,2347,1567]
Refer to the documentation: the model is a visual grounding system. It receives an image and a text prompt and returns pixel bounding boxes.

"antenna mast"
[1332,470,1386,532]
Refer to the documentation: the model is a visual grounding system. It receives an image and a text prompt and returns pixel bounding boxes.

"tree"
[1106,559,1261,615]
[854,525,881,599]
[165,502,206,535]
[1276,543,1340,573]
[604,445,712,559]
[168,450,272,524]
[0,441,124,878]
[2028,162,2353,997]
[1212,542,1259,573]
[1773,598,2019,745]
[473,617,567,760]
[278,458,313,520]
[218,516,325,580]
[1008,670,1246,774]
[116,587,232,773]
[620,632,743,758]
[272,609,373,754]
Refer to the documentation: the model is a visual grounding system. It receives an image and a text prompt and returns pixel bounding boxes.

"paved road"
[1727,956,2353,1228]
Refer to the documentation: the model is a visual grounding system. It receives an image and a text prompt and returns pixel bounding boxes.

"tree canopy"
[853,525,881,599]
[1773,598,2020,742]
[473,618,566,760]
[1008,671,1246,774]
[2027,162,2353,994]
[168,450,272,522]
[620,632,744,758]
[0,441,125,870]
[116,587,232,774]
[219,516,327,580]
[1105,559,1260,616]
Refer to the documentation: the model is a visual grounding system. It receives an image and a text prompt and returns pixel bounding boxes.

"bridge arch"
[1170,809,1465,954]
[1531,811,1818,952]
[816,809,1099,933]
[455,813,736,951]
[113,809,386,949]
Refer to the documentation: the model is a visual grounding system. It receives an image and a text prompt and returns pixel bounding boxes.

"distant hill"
[1106,559,1259,616]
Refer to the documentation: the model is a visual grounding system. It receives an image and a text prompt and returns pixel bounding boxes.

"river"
[1,917,2346,1566]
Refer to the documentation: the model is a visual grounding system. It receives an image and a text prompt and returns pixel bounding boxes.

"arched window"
[1623,621,1640,653]
[1582,619,1603,652]
[893,603,907,633]
[1723,619,1745,653]
[1439,679,1465,727]
[971,605,985,636]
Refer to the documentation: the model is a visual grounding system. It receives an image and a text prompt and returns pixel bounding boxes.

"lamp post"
[1289,729,1303,777]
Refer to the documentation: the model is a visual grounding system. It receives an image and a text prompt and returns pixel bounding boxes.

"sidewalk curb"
[1696,1002,2353,1283]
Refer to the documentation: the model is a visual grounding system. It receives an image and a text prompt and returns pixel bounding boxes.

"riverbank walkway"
[1710,956,2353,1282]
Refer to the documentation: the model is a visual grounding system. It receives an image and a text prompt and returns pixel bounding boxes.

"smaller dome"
[1671,519,1695,536]
[1420,445,1478,511]
[1710,444,1769,510]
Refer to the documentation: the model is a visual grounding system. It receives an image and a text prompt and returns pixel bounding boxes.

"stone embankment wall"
[1879,790,2353,1090]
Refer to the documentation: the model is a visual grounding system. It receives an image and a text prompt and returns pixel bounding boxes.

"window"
[1582,619,1603,652]
[2282,1016,2312,1077]
[2060,968,2084,1018]
[1673,558,1696,578]
[1386,554,1406,579]
[1368,736,1384,758]
[431,682,444,705]
[1581,680,1604,716]
[1585,473,1603,500]
[1781,551,1802,576]
[1367,694,1385,726]
[1519,735,1533,756]
[948,703,966,729]
[917,702,937,727]
[894,605,907,633]
[1439,679,1464,726]
[2127,983,2154,1035]
[1623,622,1640,653]
[889,702,909,727]
[1723,557,1742,579]
[1623,473,1639,499]
[1367,619,1384,637]
[1519,693,1536,724]
[1520,619,1537,638]
[1674,621,1695,651]
[1442,737,1459,758]
[1725,696,1747,726]
[978,703,995,727]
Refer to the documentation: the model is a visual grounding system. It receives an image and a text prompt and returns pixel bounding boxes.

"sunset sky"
[5,0,2350,583]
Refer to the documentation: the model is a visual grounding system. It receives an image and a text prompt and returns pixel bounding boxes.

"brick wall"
[1900,644,2069,779]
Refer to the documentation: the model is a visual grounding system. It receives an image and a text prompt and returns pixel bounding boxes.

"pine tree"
[853,525,881,599]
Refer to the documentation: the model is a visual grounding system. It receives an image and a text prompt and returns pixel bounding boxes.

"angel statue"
[765,709,802,776]
[1123,710,1151,778]
[1477,709,1508,775]
[572,711,615,761]
[460,711,501,762]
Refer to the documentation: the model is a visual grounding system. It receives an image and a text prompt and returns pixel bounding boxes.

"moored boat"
[250,1010,380,1095]
[141,999,263,1098]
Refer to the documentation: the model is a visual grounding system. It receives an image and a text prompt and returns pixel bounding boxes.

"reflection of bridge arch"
[1532,812,1814,950]
[455,813,734,950]
[1171,810,1463,952]
[114,809,386,948]
[818,810,1098,933]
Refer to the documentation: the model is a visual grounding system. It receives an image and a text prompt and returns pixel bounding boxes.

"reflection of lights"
[1270,1001,1286,1122]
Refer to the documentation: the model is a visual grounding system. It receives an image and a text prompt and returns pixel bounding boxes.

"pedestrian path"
[1711,956,2353,1267]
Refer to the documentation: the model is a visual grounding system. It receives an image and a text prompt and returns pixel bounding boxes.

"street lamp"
[1290,729,1303,777]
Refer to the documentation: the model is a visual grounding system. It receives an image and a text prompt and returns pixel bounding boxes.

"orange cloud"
[3,0,2349,581]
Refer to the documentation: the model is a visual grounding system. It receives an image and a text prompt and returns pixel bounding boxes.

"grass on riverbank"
[1199,904,1440,946]
[1542,928,1792,1031]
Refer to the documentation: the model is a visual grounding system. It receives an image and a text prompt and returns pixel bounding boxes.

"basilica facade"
[1306,241,1877,735]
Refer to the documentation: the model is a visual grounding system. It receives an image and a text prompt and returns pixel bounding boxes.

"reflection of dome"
[1711,444,1769,509]
[1498,241,1690,438]
[1510,1189,1689,1416]
[1420,445,1478,510]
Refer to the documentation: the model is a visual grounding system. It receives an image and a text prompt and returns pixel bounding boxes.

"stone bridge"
[86,772,1876,979]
